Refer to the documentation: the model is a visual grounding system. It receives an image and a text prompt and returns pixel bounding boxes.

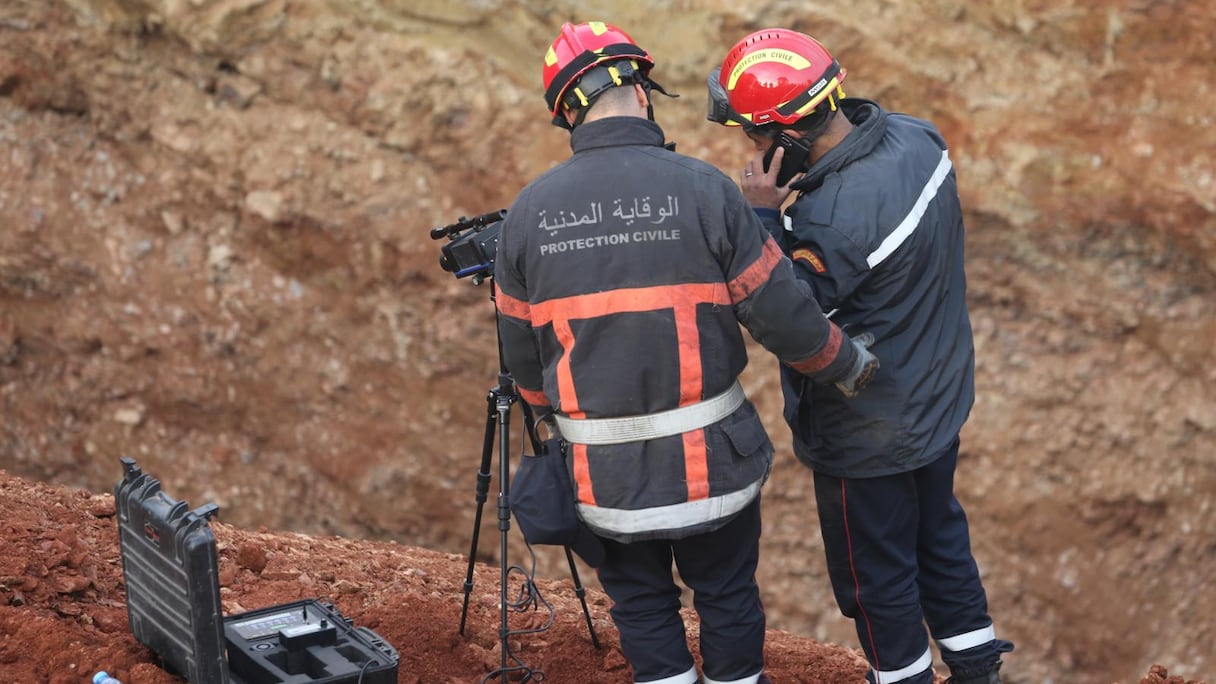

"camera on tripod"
[429,209,600,680]
[430,209,507,282]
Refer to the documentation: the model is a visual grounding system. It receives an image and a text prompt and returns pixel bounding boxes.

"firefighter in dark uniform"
[494,21,879,684]
[707,28,1014,684]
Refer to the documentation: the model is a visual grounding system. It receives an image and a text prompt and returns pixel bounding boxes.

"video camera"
[430,209,507,282]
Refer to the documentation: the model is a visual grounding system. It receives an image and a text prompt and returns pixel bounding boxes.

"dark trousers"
[596,497,766,683]
[813,440,1010,683]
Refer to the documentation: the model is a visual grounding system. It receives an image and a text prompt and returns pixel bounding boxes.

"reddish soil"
[0,471,1207,684]
[0,471,880,683]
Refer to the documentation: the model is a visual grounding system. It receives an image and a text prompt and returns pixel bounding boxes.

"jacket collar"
[569,116,667,153]
[792,99,888,191]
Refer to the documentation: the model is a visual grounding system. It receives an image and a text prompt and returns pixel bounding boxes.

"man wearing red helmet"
[495,21,879,684]
[707,28,1014,684]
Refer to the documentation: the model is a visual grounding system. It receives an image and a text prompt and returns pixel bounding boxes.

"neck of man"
[808,113,854,165]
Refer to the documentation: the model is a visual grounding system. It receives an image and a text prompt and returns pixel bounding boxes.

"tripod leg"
[564,547,602,649]
[496,389,513,676]
[459,389,500,636]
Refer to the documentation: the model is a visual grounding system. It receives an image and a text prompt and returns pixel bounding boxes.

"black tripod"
[458,281,600,681]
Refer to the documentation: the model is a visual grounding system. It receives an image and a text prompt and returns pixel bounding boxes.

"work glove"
[834,332,878,398]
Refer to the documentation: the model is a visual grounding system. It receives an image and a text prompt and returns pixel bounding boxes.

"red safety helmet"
[708,28,846,129]
[542,21,655,127]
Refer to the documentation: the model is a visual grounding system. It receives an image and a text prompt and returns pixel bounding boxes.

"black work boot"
[945,669,1000,684]
[945,639,1012,684]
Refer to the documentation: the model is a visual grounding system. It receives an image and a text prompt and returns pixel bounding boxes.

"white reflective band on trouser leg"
[937,624,996,652]
[639,665,698,684]
[872,647,932,684]
[703,671,761,684]
[554,381,745,445]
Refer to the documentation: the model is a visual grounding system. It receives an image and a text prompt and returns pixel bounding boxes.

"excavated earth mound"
[0,471,1205,684]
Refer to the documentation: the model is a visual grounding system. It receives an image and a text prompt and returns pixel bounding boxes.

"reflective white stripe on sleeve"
[937,624,996,652]
[866,149,953,269]
[704,671,761,684]
[873,646,933,684]
[578,480,760,535]
[640,665,698,684]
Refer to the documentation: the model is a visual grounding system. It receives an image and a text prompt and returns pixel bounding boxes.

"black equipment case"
[114,457,399,684]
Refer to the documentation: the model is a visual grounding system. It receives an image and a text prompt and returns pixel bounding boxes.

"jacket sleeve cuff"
[787,324,859,385]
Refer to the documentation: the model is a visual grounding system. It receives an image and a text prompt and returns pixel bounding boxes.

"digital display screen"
[229,606,313,640]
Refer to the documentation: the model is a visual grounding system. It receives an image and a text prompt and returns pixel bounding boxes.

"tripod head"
[429,208,543,450]
[431,209,507,284]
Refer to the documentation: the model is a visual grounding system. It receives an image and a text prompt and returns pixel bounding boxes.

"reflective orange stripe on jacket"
[495,238,783,506]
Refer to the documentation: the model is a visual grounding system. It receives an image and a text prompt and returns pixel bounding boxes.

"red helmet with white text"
[542,21,656,128]
[707,28,846,130]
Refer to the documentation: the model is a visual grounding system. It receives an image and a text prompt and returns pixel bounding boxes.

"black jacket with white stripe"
[757,99,975,478]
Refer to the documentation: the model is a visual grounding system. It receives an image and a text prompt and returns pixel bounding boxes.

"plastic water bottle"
[93,672,123,684]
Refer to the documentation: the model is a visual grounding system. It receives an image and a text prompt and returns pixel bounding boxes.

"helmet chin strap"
[642,78,678,124]
[569,105,592,129]
[796,105,836,143]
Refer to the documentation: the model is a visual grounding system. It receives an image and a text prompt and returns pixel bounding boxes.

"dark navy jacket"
[757,99,975,478]
[495,116,860,541]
